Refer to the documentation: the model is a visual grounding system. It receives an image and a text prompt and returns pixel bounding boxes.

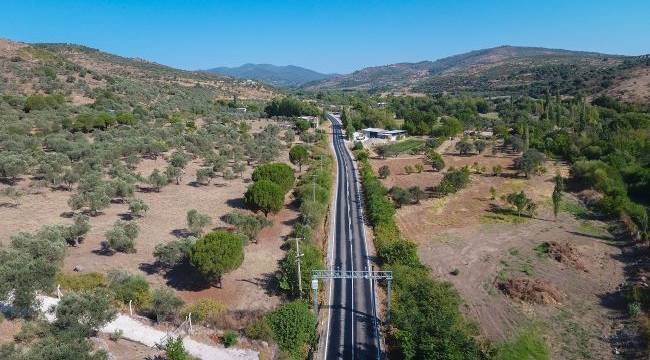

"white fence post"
[56,284,62,299]
[129,300,133,316]
[188,313,192,333]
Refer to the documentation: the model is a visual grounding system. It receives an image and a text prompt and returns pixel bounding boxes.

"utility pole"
[290,237,304,298]
[312,174,317,202]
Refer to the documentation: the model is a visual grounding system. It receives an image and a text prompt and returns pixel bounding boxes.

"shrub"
[150,287,184,322]
[107,270,151,308]
[505,191,537,217]
[266,301,317,359]
[378,239,419,266]
[455,137,475,155]
[189,230,245,287]
[222,211,272,243]
[148,169,168,192]
[180,299,225,324]
[56,272,107,291]
[278,240,323,298]
[109,329,123,341]
[165,337,189,360]
[222,331,238,347]
[244,316,273,341]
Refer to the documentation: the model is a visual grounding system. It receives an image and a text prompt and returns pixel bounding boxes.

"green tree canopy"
[244,179,285,217]
[251,162,295,194]
[189,230,245,287]
[289,145,309,172]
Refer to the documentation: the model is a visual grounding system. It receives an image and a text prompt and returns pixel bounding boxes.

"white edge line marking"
[341,120,382,358]
[324,114,339,359]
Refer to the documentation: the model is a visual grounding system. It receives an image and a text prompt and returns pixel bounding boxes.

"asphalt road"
[324,113,380,359]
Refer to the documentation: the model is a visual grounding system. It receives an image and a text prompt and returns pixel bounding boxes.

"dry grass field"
[370,142,628,359]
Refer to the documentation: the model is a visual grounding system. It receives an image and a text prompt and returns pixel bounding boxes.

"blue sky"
[1,0,648,74]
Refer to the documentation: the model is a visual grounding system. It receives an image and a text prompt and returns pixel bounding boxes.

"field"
[370,139,630,358]
[0,118,296,313]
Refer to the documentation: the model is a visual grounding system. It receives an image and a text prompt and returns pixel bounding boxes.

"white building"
[362,128,407,141]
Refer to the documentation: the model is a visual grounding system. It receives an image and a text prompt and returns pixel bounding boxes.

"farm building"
[362,128,407,141]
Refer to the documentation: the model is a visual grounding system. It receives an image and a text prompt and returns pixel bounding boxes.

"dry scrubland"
[371,139,628,359]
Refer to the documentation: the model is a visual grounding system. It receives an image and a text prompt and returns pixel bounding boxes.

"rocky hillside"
[305,46,650,102]
[0,38,276,109]
[206,63,336,88]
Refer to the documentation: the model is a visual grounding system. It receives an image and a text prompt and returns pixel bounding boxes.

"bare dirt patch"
[545,241,587,272]
[499,278,563,305]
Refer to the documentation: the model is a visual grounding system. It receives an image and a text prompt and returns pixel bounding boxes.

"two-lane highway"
[323,113,379,359]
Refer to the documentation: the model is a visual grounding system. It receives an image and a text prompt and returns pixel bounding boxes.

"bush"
[150,287,184,322]
[266,301,317,359]
[379,165,391,179]
[278,240,323,298]
[505,191,537,217]
[109,329,123,341]
[244,316,273,341]
[180,299,226,324]
[251,162,295,194]
[56,272,107,291]
[377,239,419,266]
[387,264,485,359]
[107,270,151,308]
[222,211,272,243]
[222,331,238,347]
[165,337,189,360]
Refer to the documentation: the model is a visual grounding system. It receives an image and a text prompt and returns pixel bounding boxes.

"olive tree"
[128,198,149,218]
[105,220,139,253]
[148,169,168,192]
[514,149,545,178]
[186,209,211,235]
[54,288,116,336]
[425,149,445,171]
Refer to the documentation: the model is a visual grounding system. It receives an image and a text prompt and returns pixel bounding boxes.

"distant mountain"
[206,63,337,88]
[304,46,650,102]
